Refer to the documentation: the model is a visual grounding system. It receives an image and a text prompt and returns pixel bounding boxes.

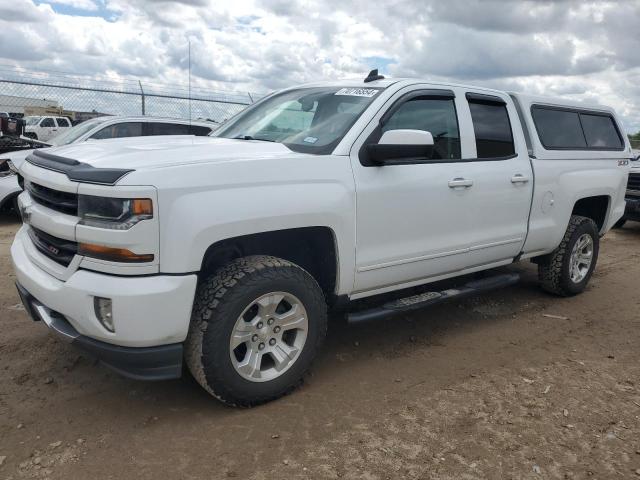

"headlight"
[78,195,153,230]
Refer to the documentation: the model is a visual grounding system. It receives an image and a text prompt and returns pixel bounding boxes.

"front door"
[350,87,475,294]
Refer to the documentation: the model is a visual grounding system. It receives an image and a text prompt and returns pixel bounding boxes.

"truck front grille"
[26,182,78,216]
[27,227,78,267]
[627,172,640,197]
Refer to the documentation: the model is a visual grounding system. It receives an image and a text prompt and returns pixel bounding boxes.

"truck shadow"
[54,261,545,416]
[0,209,21,226]
[615,220,640,234]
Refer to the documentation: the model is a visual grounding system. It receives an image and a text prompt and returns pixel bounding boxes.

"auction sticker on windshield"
[334,88,379,97]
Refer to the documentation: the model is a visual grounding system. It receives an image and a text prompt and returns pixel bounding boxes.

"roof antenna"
[364,68,385,83]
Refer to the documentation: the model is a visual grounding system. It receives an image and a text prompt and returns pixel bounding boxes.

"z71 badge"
[619,159,629,166]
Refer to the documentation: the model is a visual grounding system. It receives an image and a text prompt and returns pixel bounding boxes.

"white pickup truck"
[11,71,632,406]
[616,150,640,227]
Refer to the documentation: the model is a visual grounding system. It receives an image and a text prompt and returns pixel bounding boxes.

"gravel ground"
[1,212,639,479]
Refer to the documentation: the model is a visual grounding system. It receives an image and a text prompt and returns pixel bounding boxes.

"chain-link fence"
[0,65,261,125]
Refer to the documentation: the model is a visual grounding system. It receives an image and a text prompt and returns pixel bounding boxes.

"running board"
[347,273,520,324]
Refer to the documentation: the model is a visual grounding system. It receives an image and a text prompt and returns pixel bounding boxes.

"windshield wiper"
[233,135,275,142]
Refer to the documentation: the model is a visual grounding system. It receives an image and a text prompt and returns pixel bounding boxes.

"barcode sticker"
[334,88,379,98]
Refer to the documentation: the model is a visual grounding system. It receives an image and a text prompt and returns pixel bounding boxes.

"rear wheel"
[538,215,599,296]
[184,255,327,406]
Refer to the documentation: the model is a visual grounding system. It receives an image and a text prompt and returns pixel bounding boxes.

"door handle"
[448,178,474,188]
[511,174,530,184]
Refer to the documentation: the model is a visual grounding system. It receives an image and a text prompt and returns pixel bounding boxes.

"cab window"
[40,118,55,128]
[56,118,71,127]
[381,97,461,160]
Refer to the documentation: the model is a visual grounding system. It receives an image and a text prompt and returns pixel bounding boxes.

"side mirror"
[367,129,435,165]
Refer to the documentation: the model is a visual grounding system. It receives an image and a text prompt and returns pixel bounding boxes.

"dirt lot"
[1,213,640,480]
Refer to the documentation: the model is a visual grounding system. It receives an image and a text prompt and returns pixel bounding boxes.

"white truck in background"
[11,71,631,406]
[616,149,640,227]
[23,116,72,142]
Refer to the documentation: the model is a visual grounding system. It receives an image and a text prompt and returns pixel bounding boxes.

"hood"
[32,136,298,171]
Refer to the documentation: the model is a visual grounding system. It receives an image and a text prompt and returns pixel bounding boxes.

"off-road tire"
[184,255,327,407]
[538,215,599,297]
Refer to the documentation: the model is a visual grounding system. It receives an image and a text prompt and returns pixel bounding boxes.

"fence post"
[138,80,146,116]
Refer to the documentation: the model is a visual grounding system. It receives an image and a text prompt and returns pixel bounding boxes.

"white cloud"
[0,0,639,132]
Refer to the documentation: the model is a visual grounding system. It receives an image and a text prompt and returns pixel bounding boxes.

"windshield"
[25,116,41,126]
[49,117,110,146]
[215,86,383,154]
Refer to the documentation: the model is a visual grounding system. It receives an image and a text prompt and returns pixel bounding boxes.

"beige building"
[0,94,60,117]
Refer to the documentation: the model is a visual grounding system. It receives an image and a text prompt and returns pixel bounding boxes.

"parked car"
[11,72,630,406]
[0,116,217,214]
[614,149,640,227]
[23,116,72,142]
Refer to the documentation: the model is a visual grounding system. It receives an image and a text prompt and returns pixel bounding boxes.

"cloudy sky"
[1,0,640,132]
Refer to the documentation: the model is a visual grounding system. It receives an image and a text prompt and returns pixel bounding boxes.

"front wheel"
[538,215,599,296]
[184,255,327,407]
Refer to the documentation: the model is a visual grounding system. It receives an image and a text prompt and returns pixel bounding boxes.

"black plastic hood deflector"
[26,150,133,185]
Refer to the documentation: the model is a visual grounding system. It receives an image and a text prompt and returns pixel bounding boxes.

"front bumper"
[11,225,199,379]
[16,283,183,380]
[623,196,640,221]
[11,226,198,347]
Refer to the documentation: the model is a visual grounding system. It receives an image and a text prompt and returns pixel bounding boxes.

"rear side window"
[91,122,143,139]
[467,96,515,158]
[580,113,623,149]
[190,125,213,136]
[56,118,70,127]
[146,122,191,136]
[531,106,623,150]
[145,123,212,136]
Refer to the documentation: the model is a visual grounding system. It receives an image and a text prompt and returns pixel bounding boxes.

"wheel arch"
[0,190,20,212]
[199,226,340,300]
[571,195,611,234]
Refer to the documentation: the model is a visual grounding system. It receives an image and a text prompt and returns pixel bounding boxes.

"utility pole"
[138,80,145,116]
[188,39,192,124]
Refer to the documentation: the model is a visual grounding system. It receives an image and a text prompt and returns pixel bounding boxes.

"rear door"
[461,92,533,266]
[56,118,71,129]
[39,117,56,141]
